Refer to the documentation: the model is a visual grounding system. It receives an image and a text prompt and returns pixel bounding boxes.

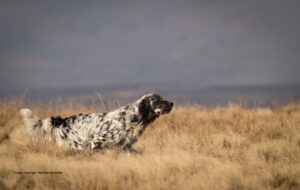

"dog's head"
[137,93,173,124]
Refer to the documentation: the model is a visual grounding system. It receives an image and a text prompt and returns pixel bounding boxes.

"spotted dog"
[20,94,173,151]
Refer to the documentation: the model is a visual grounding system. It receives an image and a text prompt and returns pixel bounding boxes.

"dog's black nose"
[169,102,174,107]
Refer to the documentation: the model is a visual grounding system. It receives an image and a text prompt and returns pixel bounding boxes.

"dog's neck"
[124,100,156,126]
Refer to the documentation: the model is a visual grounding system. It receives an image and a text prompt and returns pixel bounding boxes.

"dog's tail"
[20,108,53,141]
[20,108,42,133]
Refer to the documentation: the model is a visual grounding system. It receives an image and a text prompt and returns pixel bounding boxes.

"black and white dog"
[20,94,173,151]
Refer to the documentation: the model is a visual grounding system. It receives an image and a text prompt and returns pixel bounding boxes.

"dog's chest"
[123,124,144,145]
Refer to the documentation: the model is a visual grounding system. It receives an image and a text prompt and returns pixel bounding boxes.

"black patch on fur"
[61,131,67,139]
[117,138,125,146]
[51,116,67,128]
[74,141,78,147]
[130,115,139,122]
[103,120,112,126]
[66,115,77,123]
[93,142,102,149]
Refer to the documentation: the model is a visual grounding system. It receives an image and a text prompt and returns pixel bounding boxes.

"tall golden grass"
[0,98,300,190]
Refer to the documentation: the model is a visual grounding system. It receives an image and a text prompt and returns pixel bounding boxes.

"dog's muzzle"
[163,101,173,114]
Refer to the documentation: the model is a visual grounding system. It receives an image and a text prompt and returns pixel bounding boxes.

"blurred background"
[0,0,300,106]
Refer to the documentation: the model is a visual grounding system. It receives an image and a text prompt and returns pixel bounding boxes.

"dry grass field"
[0,98,300,190]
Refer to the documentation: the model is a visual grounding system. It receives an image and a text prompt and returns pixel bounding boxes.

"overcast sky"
[0,0,300,95]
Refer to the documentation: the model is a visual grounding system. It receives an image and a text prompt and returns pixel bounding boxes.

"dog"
[20,93,173,151]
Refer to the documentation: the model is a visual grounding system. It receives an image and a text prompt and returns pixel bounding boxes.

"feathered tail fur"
[20,108,53,141]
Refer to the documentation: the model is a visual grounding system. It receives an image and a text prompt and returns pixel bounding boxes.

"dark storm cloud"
[0,0,300,93]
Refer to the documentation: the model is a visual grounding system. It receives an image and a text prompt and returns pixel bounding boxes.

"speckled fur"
[20,94,173,151]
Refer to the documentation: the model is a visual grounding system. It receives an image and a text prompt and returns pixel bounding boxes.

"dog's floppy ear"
[129,99,150,123]
[138,97,160,125]
[138,97,151,117]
